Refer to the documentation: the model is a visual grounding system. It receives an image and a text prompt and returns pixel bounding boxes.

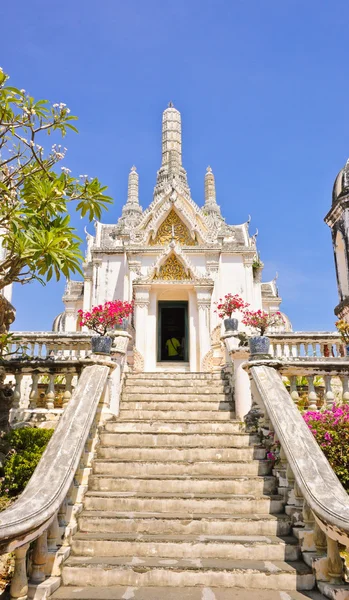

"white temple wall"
[93,254,126,306]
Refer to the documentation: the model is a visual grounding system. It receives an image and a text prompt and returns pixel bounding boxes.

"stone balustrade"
[268,332,344,359]
[8,331,125,361]
[278,360,349,410]
[248,360,349,597]
[0,331,131,600]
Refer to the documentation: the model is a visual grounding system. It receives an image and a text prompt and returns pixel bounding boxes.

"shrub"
[303,404,349,491]
[1,428,53,497]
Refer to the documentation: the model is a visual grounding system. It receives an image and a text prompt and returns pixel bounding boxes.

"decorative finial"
[206,166,212,173]
[131,165,137,172]
[168,101,174,108]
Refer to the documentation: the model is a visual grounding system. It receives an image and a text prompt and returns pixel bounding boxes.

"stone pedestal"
[222,332,251,421]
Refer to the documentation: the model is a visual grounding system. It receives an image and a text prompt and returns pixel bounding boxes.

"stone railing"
[0,331,131,600]
[278,360,349,409]
[8,331,126,360]
[248,360,349,598]
[268,332,344,360]
[1,331,131,426]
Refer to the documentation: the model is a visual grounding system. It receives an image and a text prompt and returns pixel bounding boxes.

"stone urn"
[91,335,112,355]
[224,318,238,332]
[249,335,270,358]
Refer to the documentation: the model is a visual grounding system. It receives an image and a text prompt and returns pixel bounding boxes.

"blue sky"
[1,0,347,332]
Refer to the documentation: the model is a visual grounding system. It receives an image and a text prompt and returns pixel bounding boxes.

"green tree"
[0,68,112,293]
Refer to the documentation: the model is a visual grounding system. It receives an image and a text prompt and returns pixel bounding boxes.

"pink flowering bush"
[214,294,249,319]
[242,309,284,336]
[78,300,133,336]
[303,404,349,491]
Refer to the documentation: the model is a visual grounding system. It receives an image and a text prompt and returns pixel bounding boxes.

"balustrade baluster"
[297,343,302,357]
[47,513,60,552]
[324,375,335,409]
[327,536,343,584]
[30,531,48,584]
[293,481,304,507]
[62,373,73,410]
[307,376,318,410]
[10,543,30,600]
[341,375,349,403]
[12,373,23,409]
[29,373,39,409]
[286,463,295,488]
[290,376,299,406]
[313,521,327,556]
[45,374,55,410]
[311,343,317,357]
[58,498,68,527]
[291,344,297,358]
[302,501,315,530]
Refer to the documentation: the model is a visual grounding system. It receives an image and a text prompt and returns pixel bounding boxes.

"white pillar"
[188,290,198,372]
[133,285,151,370]
[223,332,251,420]
[195,285,213,371]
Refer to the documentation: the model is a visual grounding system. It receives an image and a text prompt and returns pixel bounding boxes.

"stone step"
[99,433,258,448]
[121,395,230,405]
[125,379,229,388]
[71,533,299,561]
[118,410,236,421]
[62,556,315,590]
[97,446,266,462]
[123,386,230,395]
[53,585,325,600]
[126,373,226,380]
[84,492,285,515]
[78,510,292,536]
[104,421,244,434]
[88,475,276,495]
[92,459,272,477]
[120,401,232,411]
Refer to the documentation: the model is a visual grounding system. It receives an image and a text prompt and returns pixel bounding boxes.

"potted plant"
[214,294,249,332]
[335,319,349,356]
[78,300,134,355]
[242,309,285,357]
[252,255,264,283]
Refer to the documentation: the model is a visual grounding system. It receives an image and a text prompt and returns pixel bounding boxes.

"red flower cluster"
[214,294,249,319]
[242,309,284,336]
[78,300,134,336]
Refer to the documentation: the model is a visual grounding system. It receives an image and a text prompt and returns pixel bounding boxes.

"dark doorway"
[158,301,189,362]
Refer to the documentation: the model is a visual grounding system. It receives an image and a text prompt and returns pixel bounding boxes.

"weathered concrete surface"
[250,363,349,547]
[52,585,325,599]
[0,364,109,553]
[56,371,319,596]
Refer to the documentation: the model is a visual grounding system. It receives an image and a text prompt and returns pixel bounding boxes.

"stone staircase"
[53,372,325,600]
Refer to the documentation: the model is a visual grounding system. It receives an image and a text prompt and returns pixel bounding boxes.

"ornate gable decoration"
[149,209,197,246]
[153,254,190,280]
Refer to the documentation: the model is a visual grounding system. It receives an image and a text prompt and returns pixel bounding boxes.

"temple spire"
[204,166,221,215]
[154,104,190,196]
[205,166,216,204]
[127,165,139,206]
[121,166,142,223]
[161,103,182,170]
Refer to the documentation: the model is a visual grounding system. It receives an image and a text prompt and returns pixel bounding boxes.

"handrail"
[249,362,349,545]
[0,363,109,553]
